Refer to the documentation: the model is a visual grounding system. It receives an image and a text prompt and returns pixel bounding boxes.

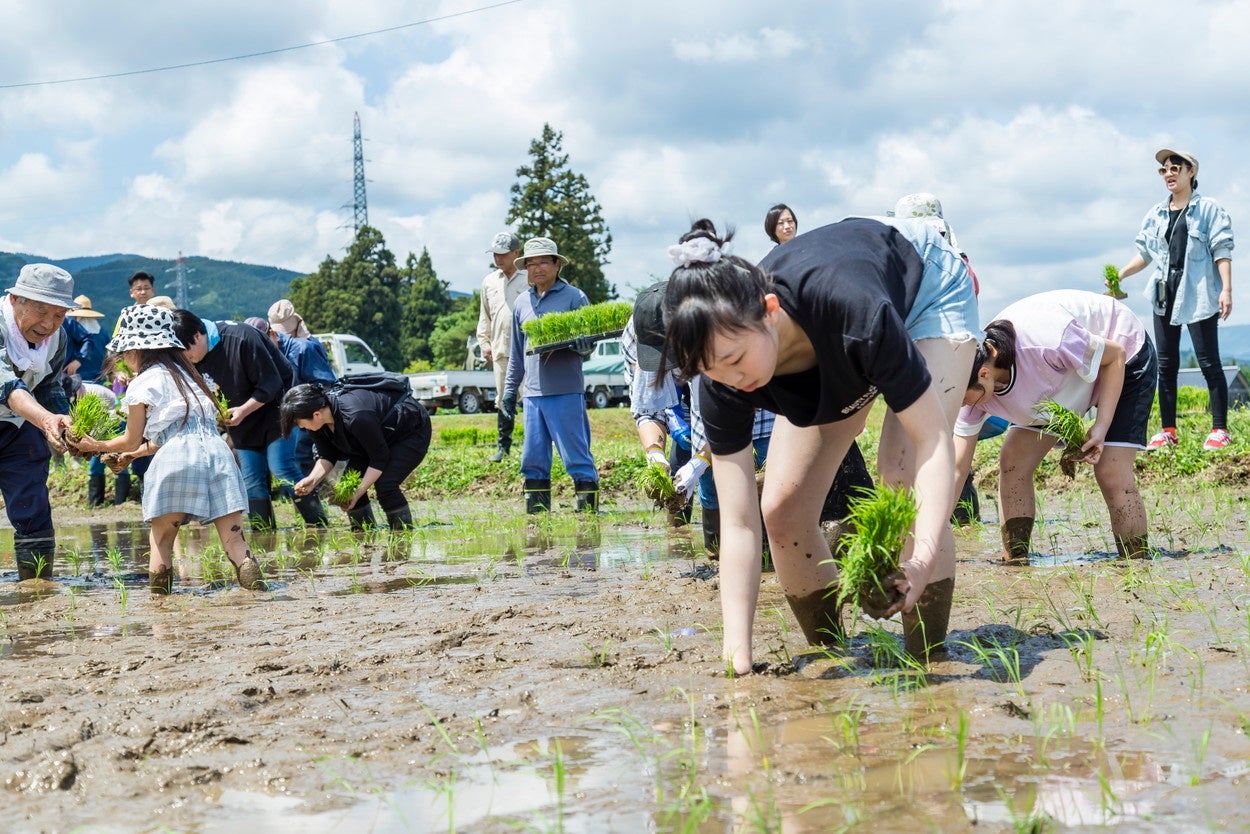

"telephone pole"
[352,111,368,233]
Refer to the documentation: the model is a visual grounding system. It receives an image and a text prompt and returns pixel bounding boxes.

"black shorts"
[1105,337,1158,448]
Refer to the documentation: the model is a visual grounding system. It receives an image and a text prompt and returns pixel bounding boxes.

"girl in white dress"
[69,305,264,594]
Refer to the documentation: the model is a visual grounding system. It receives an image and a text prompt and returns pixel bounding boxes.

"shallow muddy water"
[2,492,1249,833]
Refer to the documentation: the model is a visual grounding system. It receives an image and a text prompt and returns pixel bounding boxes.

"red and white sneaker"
[1203,429,1232,450]
[1145,429,1178,450]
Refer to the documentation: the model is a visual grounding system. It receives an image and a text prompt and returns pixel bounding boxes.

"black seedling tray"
[526,329,623,355]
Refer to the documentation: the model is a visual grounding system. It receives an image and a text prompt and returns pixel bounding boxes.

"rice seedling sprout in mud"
[835,483,917,612]
[333,469,363,508]
[1039,398,1088,478]
[67,393,123,445]
[1104,263,1127,299]
[521,300,632,348]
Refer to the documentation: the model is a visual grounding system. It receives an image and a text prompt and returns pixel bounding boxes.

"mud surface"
[2,491,1250,833]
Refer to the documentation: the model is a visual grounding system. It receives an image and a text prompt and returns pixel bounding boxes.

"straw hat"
[67,294,105,319]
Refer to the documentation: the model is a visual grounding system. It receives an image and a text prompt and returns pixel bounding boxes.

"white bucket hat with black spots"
[107,304,186,353]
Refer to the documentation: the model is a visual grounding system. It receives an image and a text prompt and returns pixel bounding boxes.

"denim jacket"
[1134,193,1234,326]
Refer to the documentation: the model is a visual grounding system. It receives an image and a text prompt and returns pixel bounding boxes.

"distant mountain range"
[0,251,305,325]
[1212,324,1250,365]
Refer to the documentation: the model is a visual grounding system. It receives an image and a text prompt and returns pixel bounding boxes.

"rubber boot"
[1114,533,1151,560]
[903,577,955,662]
[785,587,844,646]
[574,480,599,514]
[701,507,720,559]
[88,474,106,508]
[347,501,377,531]
[1001,516,1034,563]
[524,479,551,514]
[15,532,55,581]
[247,497,277,530]
[952,471,980,526]
[383,503,414,530]
[491,408,514,462]
[150,567,174,595]
[292,492,330,527]
[112,473,131,506]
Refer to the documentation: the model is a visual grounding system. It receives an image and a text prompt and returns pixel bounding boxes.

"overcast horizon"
[3,0,1249,327]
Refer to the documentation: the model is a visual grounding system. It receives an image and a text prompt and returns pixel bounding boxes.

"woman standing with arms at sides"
[663,217,978,674]
[68,305,265,594]
[1115,148,1234,451]
[764,204,798,246]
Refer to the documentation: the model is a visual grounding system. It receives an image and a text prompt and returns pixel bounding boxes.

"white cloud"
[672,27,808,63]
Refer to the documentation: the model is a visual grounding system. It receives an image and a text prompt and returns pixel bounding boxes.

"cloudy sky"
[2,0,1248,326]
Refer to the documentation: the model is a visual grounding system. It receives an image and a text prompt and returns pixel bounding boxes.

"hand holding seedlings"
[1103,263,1127,299]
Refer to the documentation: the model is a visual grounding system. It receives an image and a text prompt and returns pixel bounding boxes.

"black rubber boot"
[785,587,844,646]
[88,474,106,508]
[247,497,277,530]
[1000,516,1034,563]
[952,471,980,526]
[347,502,377,531]
[112,473,131,506]
[903,577,955,663]
[292,492,330,527]
[383,502,414,529]
[701,507,721,559]
[574,480,599,514]
[524,479,551,514]
[15,532,55,581]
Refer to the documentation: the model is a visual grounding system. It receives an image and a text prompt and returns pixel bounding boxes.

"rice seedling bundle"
[523,301,633,350]
[835,484,917,613]
[1039,398,1088,478]
[636,462,686,514]
[65,394,123,457]
[1104,264,1127,299]
[333,469,364,508]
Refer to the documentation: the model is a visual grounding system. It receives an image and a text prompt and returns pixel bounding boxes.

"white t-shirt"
[123,365,217,441]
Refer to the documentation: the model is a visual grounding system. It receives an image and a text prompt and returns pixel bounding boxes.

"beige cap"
[268,299,310,337]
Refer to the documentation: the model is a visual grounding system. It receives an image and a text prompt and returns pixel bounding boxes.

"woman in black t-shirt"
[662,217,978,674]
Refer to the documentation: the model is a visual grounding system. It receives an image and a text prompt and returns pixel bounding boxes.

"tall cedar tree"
[507,123,614,302]
[400,247,453,365]
[429,294,481,370]
[289,225,404,370]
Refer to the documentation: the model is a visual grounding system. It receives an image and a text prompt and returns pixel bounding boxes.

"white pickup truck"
[315,333,387,376]
[409,338,629,414]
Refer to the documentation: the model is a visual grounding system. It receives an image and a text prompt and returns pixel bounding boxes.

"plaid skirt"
[142,424,247,523]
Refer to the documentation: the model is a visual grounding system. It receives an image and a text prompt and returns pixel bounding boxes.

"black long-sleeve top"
[309,388,427,472]
[197,321,293,450]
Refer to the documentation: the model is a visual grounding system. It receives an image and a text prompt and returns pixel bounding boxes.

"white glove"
[645,448,669,471]
[673,456,710,500]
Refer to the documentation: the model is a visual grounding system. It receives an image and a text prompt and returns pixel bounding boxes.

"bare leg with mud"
[1093,446,1150,558]
[214,511,266,590]
[996,428,1058,562]
[149,513,186,594]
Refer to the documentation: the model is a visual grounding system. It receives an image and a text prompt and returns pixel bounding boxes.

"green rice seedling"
[1104,263,1127,299]
[114,577,129,615]
[105,547,125,575]
[1038,398,1088,478]
[636,462,686,515]
[67,393,123,446]
[522,301,633,349]
[333,469,363,508]
[835,483,917,612]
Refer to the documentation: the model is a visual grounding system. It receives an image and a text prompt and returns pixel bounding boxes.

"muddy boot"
[232,554,267,591]
[524,479,551,514]
[88,474,106,508]
[149,567,174,595]
[112,473,131,506]
[1114,533,1152,560]
[574,480,599,514]
[247,497,276,530]
[701,507,720,559]
[347,502,378,531]
[14,532,55,581]
[952,471,980,526]
[383,503,414,530]
[1000,516,1034,564]
[785,587,844,646]
[491,409,514,462]
[292,492,330,527]
[903,577,955,662]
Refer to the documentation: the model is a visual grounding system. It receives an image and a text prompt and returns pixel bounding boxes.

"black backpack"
[330,371,411,398]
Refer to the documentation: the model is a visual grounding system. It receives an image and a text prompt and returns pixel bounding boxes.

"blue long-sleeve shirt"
[504,279,589,398]
[276,331,338,386]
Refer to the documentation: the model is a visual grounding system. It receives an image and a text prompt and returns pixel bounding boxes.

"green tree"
[507,123,614,302]
[429,295,481,370]
[289,226,405,370]
[400,247,452,366]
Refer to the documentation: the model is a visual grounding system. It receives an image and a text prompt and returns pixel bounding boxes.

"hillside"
[0,252,305,327]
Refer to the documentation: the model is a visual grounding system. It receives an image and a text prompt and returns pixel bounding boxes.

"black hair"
[661,219,774,380]
[104,346,216,426]
[280,383,331,438]
[967,319,1018,388]
[763,203,796,244]
[171,309,206,348]
[128,271,155,287]
[1163,154,1198,190]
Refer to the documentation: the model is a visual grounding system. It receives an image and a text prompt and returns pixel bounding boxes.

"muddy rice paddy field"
[2,410,1249,833]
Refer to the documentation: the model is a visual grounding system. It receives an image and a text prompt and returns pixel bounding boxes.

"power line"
[0,0,525,90]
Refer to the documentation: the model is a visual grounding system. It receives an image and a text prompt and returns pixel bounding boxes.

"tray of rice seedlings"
[1104,263,1127,299]
[63,393,124,458]
[332,468,364,509]
[523,301,633,354]
[835,483,917,618]
[637,462,687,515]
[1039,398,1088,478]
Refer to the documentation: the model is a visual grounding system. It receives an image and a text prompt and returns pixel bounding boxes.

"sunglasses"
[1158,163,1188,176]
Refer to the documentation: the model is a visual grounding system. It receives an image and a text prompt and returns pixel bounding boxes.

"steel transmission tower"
[352,111,368,233]
[165,251,195,310]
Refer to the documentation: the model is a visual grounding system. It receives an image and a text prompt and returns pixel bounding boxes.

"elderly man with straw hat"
[1,264,79,579]
[62,294,111,384]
